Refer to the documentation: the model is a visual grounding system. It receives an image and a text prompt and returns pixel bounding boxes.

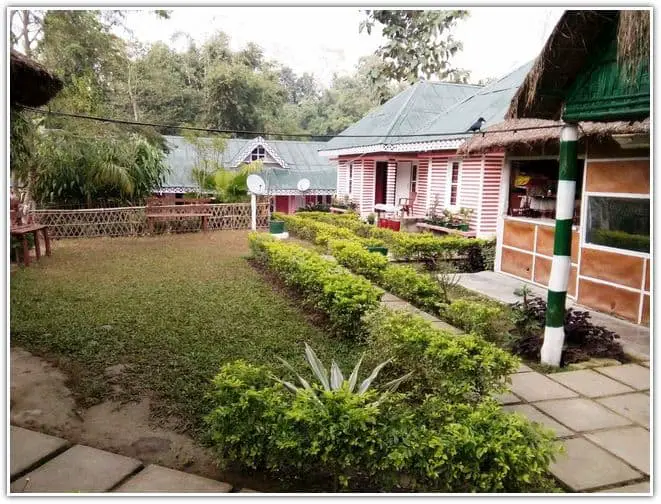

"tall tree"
[360,10,470,83]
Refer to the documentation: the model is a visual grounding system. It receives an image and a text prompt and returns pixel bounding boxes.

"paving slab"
[429,319,463,334]
[534,398,632,432]
[495,392,521,405]
[11,444,142,493]
[594,364,650,391]
[548,369,635,398]
[550,437,641,492]
[585,427,650,475]
[597,393,649,429]
[640,361,649,368]
[381,293,402,303]
[502,404,573,438]
[516,363,533,373]
[10,427,70,480]
[599,481,650,493]
[114,465,232,493]
[509,372,579,402]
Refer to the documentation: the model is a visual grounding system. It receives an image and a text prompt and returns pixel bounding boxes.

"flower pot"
[269,220,285,234]
[366,246,388,256]
[459,224,469,231]
[391,221,401,231]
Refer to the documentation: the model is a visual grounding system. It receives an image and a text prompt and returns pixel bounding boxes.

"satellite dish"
[247,174,267,195]
[297,178,311,192]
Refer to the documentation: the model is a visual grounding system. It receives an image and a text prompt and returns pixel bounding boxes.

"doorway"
[375,161,388,205]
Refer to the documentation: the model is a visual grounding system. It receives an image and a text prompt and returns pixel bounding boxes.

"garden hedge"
[249,233,382,338]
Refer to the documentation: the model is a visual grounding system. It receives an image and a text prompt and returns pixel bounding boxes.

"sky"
[122,7,565,87]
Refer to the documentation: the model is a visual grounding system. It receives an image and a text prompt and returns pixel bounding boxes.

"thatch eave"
[10,49,63,107]
[457,117,650,155]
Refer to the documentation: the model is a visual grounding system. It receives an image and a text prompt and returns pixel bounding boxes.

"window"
[449,161,460,206]
[251,146,265,161]
[508,159,584,223]
[348,163,353,194]
[585,196,650,253]
[410,164,418,194]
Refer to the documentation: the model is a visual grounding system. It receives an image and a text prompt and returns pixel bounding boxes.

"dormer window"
[251,146,265,161]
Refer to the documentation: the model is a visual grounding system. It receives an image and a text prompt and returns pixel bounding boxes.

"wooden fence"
[31,203,270,239]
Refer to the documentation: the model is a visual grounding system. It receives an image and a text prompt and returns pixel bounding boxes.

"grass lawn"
[10,231,362,435]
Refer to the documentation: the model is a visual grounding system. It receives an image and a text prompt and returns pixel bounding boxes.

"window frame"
[251,146,266,161]
[348,163,354,195]
[582,192,650,257]
[410,162,418,194]
[446,160,461,207]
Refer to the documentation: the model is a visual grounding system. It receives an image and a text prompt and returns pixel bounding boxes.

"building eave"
[318,138,466,157]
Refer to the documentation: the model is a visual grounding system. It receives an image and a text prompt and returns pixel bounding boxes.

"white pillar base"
[540,326,565,367]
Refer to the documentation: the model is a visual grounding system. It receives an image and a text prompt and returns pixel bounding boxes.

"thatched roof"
[10,50,63,107]
[508,10,650,120]
[457,117,650,155]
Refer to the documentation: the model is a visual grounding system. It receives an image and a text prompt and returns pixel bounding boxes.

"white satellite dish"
[297,178,311,192]
[247,174,267,195]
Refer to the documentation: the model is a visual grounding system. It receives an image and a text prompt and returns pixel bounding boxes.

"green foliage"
[591,228,650,253]
[205,356,558,492]
[381,265,447,312]
[249,233,382,338]
[274,213,360,246]
[31,130,169,207]
[360,10,471,84]
[443,299,511,344]
[365,308,518,402]
[328,239,388,281]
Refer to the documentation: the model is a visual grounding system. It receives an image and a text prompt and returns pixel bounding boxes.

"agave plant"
[274,343,412,404]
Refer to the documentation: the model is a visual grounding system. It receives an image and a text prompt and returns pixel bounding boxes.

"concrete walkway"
[457,271,650,359]
[10,426,256,494]
[499,362,650,493]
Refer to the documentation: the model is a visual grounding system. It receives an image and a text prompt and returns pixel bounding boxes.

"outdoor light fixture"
[612,133,650,149]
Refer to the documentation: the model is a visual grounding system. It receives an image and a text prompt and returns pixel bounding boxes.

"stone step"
[113,464,232,493]
[10,426,70,481]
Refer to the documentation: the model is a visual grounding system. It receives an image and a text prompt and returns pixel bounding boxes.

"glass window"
[348,163,353,194]
[251,146,265,161]
[586,196,650,253]
[411,164,418,194]
[449,162,460,205]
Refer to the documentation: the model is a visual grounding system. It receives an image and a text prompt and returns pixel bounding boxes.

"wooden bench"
[416,222,476,238]
[145,199,212,234]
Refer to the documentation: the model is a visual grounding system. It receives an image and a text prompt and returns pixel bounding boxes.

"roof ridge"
[381,82,421,142]
[426,80,482,88]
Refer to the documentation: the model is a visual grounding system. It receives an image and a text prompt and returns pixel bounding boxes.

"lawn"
[10,231,362,435]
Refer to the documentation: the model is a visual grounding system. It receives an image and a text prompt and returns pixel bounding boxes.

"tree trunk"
[21,10,32,57]
[127,61,140,121]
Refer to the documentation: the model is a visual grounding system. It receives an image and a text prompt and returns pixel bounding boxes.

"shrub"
[249,233,382,338]
[328,239,388,281]
[443,299,510,344]
[365,308,518,402]
[381,264,447,312]
[592,228,649,253]
[205,357,559,492]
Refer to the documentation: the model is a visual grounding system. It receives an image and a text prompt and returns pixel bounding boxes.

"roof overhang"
[318,137,466,157]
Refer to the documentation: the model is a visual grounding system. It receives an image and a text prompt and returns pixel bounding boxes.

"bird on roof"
[467,117,486,132]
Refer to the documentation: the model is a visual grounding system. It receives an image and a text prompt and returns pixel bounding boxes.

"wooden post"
[540,123,579,367]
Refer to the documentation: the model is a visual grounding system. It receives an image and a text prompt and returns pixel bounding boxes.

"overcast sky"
[123,7,564,87]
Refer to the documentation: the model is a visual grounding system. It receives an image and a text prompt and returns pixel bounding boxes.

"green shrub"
[443,299,511,344]
[205,358,559,492]
[365,308,518,402]
[328,239,388,281]
[381,264,446,312]
[249,233,382,338]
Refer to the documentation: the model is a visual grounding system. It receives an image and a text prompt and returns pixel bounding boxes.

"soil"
[10,346,278,492]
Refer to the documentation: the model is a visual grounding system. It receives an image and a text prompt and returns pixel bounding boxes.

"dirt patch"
[10,346,276,491]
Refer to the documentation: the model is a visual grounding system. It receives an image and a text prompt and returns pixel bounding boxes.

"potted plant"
[443,208,456,228]
[366,213,376,225]
[458,207,473,231]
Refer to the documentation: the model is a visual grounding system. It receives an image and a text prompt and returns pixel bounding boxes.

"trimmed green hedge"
[249,233,382,338]
[591,228,650,253]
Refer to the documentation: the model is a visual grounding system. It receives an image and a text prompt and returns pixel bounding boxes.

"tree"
[182,130,227,196]
[359,10,470,83]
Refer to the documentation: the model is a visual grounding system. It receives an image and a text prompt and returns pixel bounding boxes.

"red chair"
[398,191,417,216]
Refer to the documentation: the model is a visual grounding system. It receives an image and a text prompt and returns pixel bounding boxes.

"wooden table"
[11,224,51,267]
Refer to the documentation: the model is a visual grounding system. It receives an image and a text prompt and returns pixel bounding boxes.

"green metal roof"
[395,61,534,144]
[563,26,650,122]
[322,81,481,151]
[162,136,335,192]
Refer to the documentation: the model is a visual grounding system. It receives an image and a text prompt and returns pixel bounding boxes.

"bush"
[381,264,447,312]
[328,239,388,281]
[365,308,518,402]
[443,299,510,344]
[591,229,649,253]
[249,233,382,338]
[296,203,331,213]
[205,358,559,492]
[274,213,359,246]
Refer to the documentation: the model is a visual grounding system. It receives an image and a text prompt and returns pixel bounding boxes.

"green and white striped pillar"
[540,123,579,367]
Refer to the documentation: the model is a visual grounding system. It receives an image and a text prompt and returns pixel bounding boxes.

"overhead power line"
[18,105,566,140]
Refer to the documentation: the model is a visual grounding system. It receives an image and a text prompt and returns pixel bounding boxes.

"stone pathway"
[498,362,650,493]
[457,271,650,359]
[380,292,462,333]
[10,426,255,494]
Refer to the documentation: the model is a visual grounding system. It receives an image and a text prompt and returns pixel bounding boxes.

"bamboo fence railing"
[31,203,270,239]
